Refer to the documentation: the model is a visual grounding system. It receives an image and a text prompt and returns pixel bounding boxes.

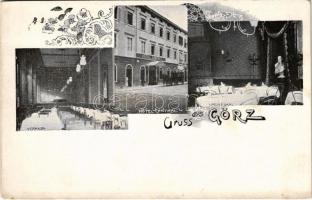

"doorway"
[140,66,146,86]
[126,65,133,87]
[148,66,157,85]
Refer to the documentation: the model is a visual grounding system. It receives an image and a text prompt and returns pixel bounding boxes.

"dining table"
[20,107,64,131]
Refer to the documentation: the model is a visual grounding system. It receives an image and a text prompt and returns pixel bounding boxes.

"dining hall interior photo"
[188,20,303,107]
[16,48,128,131]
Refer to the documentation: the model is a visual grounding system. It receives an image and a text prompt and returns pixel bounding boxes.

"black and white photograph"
[188,20,303,108]
[114,5,188,113]
[1,0,311,199]
[16,48,128,131]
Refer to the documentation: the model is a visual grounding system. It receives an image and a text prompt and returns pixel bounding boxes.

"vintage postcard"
[0,0,311,199]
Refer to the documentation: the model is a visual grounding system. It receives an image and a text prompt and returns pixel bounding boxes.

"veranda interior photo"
[16,48,128,131]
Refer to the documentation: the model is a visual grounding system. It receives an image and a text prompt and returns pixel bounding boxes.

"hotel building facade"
[114,5,188,88]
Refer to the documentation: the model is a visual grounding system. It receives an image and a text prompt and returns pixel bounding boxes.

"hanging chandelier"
[76,64,81,73]
[76,52,86,73]
[209,20,258,36]
[80,55,86,66]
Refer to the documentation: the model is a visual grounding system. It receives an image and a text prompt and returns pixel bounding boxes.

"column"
[147,66,149,85]
[37,84,41,103]
[27,62,33,104]
[20,57,28,106]
[32,68,37,104]
[103,49,114,105]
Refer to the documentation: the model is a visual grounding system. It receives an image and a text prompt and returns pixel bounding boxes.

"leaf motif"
[48,17,57,24]
[51,6,62,11]
[58,14,65,21]
[77,32,83,40]
[32,17,38,24]
[64,8,73,14]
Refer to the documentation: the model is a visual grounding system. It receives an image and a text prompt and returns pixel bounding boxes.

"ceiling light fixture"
[76,64,81,73]
[209,20,258,36]
[80,55,86,66]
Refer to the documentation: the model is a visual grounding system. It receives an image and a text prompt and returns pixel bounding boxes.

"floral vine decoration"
[28,6,113,46]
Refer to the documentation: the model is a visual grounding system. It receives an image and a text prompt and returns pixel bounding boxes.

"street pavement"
[114,84,188,113]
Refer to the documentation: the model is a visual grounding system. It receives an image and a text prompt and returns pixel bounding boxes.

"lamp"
[80,55,86,66]
[76,64,81,73]
[217,49,232,62]
[248,53,259,78]
[250,20,258,28]
[209,20,257,36]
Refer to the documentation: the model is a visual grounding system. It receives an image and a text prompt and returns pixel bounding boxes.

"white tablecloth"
[234,86,280,98]
[197,84,279,99]
[20,107,64,130]
[196,93,259,107]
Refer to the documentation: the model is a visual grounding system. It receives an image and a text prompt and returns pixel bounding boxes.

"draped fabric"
[264,22,289,38]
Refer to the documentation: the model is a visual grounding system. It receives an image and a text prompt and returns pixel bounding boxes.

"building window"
[127,11,133,25]
[179,52,183,62]
[167,48,170,58]
[173,34,177,43]
[159,46,163,57]
[114,33,117,48]
[184,41,187,48]
[179,36,183,46]
[167,31,170,40]
[141,18,146,30]
[141,40,146,54]
[159,27,163,37]
[127,37,133,51]
[114,64,118,82]
[151,23,155,34]
[151,44,155,55]
[184,53,187,62]
[174,50,177,60]
[114,7,118,19]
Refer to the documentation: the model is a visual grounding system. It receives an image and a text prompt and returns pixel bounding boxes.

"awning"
[146,61,165,67]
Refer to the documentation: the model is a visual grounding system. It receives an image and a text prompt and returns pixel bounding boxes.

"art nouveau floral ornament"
[28,6,113,46]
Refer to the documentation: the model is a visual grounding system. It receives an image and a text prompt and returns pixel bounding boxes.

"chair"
[258,96,280,105]
[285,91,303,105]
[266,86,280,98]
[202,89,217,96]
[112,114,121,129]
